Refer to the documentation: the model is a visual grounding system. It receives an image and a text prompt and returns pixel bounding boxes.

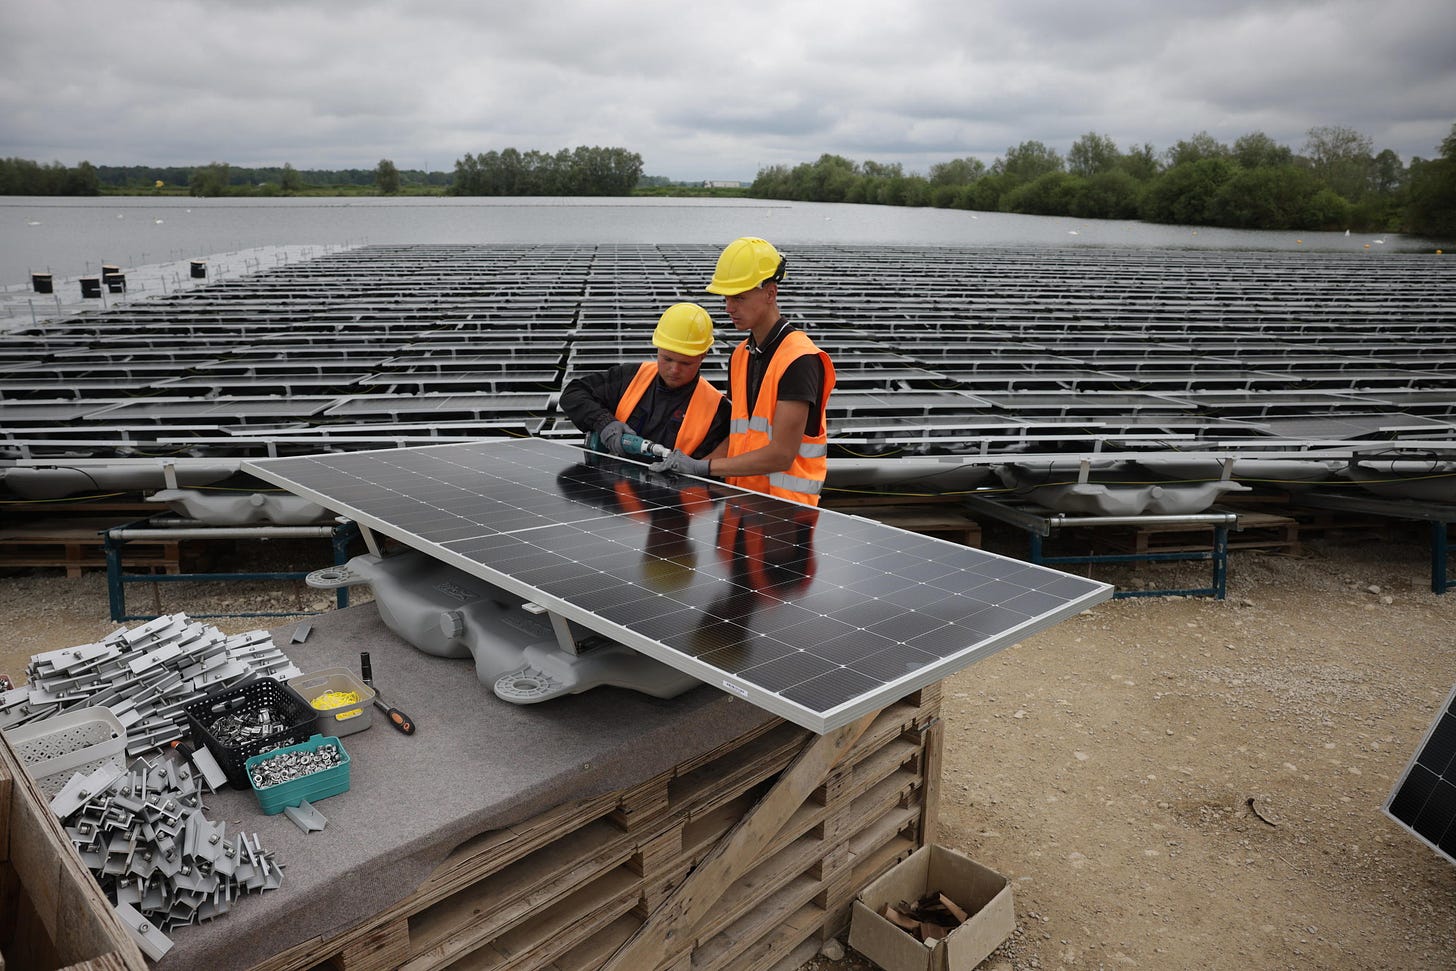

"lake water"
[0,195,1437,286]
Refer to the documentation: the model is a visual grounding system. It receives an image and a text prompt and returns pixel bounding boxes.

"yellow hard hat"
[652,302,715,356]
[705,237,786,295]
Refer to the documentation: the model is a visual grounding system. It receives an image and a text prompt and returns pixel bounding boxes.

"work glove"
[649,449,711,477]
[597,420,634,456]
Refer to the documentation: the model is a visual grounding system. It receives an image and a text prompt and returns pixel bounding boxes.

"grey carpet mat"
[157,602,778,970]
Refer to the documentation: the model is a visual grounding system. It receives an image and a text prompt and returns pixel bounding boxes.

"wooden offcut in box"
[850,844,1014,971]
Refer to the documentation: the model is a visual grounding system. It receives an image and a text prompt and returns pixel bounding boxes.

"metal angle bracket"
[123,614,187,649]
[522,601,588,657]
[183,811,226,863]
[212,836,238,878]
[358,522,383,558]
[283,798,328,833]
[115,900,174,961]
[115,876,143,906]
[190,745,229,792]
[32,641,116,674]
[50,762,126,820]
[192,658,246,689]
[225,629,275,651]
[128,641,185,676]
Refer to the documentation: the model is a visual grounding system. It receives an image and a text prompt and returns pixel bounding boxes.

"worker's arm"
[707,399,810,478]
[559,365,630,434]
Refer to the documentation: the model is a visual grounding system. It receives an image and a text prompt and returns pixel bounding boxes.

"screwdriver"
[360,652,416,735]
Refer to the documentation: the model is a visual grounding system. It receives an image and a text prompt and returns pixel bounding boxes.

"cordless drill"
[586,429,671,461]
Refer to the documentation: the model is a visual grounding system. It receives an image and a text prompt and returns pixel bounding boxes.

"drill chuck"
[620,433,670,460]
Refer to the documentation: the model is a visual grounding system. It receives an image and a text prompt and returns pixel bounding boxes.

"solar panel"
[243,438,1113,733]
[1385,678,1456,864]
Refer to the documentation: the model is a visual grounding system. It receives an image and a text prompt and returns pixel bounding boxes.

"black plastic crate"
[184,678,319,789]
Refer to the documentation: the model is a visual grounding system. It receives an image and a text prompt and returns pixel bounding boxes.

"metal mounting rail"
[103,517,359,620]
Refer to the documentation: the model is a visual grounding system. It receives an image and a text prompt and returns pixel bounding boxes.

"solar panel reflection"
[245,439,1113,732]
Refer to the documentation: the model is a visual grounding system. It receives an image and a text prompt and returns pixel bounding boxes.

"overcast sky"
[3,0,1453,182]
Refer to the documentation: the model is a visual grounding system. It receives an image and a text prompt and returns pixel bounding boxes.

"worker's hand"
[649,450,711,477]
[597,420,634,456]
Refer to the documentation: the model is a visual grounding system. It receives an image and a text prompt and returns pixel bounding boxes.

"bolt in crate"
[184,677,318,789]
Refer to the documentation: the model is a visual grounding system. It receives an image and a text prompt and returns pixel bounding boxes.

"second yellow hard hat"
[652,302,715,356]
[705,237,786,295]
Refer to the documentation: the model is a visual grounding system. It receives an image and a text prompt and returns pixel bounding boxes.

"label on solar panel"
[244,439,1113,733]
[1385,678,1456,865]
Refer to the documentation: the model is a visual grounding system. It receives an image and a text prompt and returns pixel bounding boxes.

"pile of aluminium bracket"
[0,613,303,961]
[0,612,301,746]
[54,750,283,961]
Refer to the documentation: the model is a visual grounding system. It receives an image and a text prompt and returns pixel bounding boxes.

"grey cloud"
[2,0,1451,181]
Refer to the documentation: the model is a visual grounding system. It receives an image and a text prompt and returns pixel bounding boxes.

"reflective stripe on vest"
[725,331,835,506]
[616,361,723,455]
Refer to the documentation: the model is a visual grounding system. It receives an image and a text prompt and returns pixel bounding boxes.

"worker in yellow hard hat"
[650,237,836,506]
[560,302,730,460]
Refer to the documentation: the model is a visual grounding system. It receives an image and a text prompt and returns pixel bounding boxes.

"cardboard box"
[850,844,1014,971]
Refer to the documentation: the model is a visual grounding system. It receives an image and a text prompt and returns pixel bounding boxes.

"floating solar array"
[244,438,1113,732]
[1,243,1454,466]
[1385,678,1456,865]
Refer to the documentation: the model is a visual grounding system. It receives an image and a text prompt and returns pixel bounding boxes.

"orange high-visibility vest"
[725,332,835,506]
[617,362,723,455]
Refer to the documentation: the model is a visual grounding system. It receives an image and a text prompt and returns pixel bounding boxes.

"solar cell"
[244,439,1112,732]
[1385,678,1456,864]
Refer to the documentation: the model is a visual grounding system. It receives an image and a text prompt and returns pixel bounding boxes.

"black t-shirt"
[742,319,826,437]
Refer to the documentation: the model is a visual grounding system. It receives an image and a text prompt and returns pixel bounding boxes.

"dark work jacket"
[559,362,730,459]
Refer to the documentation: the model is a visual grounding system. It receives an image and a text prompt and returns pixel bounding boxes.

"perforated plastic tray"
[4,706,127,799]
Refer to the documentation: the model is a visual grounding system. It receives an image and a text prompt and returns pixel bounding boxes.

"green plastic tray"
[245,734,350,815]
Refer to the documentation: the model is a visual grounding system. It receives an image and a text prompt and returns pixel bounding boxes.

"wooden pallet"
[0,721,148,970]
[0,517,181,577]
[1219,494,1413,543]
[1107,511,1301,556]
[246,684,943,971]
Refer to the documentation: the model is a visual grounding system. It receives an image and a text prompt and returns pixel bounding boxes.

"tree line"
[448,146,643,196]
[0,158,103,195]
[0,146,643,199]
[0,158,447,196]
[751,124,1456,237]
[2,127,1451,235]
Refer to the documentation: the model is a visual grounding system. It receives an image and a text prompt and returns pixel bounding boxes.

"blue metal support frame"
[104,518,358,621]
[1292,491,1453,595]
[1432,521,1450,596]
[1027,527,1229,599]
[963,494,1235,600]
